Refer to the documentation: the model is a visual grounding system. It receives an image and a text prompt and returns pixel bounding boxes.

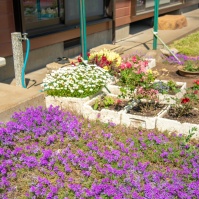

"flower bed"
[42,64,112,113]
[1,106,199,198]
[157,106,199,139]
[153,80,187,104]
[121,103,168,129]
[45,92,101,114]
[82,93,125,125]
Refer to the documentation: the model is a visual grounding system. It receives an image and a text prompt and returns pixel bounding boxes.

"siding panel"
[0,0,15,57]
[115,0,131,27]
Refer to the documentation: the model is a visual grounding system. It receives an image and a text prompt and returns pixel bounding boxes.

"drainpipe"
[79,0,88,60]
[153,0,159,50]
[112,0,116,44]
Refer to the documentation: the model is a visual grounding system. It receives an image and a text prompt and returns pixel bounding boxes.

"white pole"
[11,32,23,87]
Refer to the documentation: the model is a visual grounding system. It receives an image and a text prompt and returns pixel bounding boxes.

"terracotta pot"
[178,65,199,77]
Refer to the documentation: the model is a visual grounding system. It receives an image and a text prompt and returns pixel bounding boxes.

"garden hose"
[21,38,30,88]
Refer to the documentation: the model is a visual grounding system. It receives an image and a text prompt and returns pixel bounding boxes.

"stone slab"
[158,15,187,30]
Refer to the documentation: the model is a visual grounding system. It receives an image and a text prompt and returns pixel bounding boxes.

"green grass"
[169,30,199,56]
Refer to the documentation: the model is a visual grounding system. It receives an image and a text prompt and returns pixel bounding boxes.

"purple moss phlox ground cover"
[0,106,199,198]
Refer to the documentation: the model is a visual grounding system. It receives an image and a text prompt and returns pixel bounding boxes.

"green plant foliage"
[169,30,199,56]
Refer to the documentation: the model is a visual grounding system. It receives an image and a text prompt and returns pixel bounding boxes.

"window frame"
[13,0,109,38]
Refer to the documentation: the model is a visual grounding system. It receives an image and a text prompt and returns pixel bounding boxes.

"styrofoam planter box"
[45,92,101,115]
[154,80,186,104]
[146,58,156,70]
[121,105,168,130]
[82,93,123,125]
[156,106,199,139]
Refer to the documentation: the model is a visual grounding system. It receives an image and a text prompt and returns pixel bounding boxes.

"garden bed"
[153,80,186,104]
[1,106,199,198]
[157,106,199,139]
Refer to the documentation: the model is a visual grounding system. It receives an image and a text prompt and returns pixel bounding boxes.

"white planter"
[146,58,156,70]
[156,106,199,139]
[154,80,186,104]
[82,94,123,125]
[102,85,122,96]
[121,105,168,130]
[45,92,101,114]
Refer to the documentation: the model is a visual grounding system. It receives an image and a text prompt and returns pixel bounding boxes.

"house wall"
[114,0,199,41]
[0,0,198,81]
[0,0,15,57]
[0,0,112,82]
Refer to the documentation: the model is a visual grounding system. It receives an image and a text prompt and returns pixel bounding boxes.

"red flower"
[116,99,122,104]
[194,80,199,85]
[78,56,82,63]
[181,97,190,104]
[71,62,76,66]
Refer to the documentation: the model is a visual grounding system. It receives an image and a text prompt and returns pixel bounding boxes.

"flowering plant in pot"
[41,64,112,98]
[124,86,164,117]
[118,58,156,99]
[77,49,122,76]
[166,53,199,76]
[152,80,180,95]
[93,94,128,111]
[165,85,199,124]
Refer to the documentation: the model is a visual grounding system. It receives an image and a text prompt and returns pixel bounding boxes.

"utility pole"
[153,0,159,50]
[79,0,88,60]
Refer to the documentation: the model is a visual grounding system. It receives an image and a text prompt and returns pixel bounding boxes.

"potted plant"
[166,53,199,76]
[118,57,157,99]
[42,64,112,114]
[121,86,167,130]
[157,80,199,136]
[82,93,127,125]
[152,80,187,104]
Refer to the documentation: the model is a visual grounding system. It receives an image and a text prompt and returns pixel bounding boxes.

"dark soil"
[153,61,199,124]
[126,102,166,117]
[164,108,199,124]
[93,98,166,117]
[153,62,198,88]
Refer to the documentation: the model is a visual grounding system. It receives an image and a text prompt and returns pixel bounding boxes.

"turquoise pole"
[153,0,159,50]
[37,0,41,20]
[22,39,30,88]
[79,0,88,60]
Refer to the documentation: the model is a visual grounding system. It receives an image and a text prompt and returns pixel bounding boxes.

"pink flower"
[132,56,137,63]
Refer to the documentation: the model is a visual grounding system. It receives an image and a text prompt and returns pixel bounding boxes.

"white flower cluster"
[41,64,112,97]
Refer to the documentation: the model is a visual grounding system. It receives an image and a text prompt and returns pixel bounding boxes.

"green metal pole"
[36,0,41,20]
[79,0,88,60]
[153,0,159,50]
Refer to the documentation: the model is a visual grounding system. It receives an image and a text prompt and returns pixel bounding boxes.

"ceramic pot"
[178,65,199,77]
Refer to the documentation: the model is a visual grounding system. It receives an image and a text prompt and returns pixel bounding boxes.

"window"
[65,0,105,25]
[14,0,107,36]
[136,0,182,13]
[22,0,64,30]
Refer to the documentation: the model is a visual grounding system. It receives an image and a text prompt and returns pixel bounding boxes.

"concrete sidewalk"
[0,9,199,122]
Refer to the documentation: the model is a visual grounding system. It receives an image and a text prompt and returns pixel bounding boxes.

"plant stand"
[45,92,101,115]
